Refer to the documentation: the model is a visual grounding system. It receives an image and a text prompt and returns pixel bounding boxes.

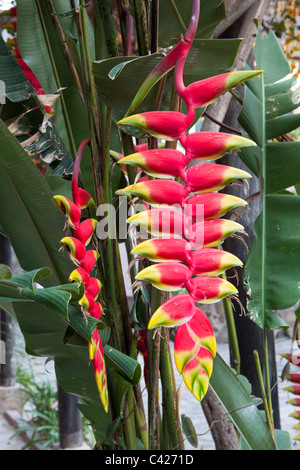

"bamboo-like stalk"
[253,349,276,444]
[96,0,119,57]
[159,328,184,450]
[132,0,149,56]
[123,385,138,450]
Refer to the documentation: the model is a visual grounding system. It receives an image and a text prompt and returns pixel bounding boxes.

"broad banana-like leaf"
[93,39,242,123]
[238,29,300,329]
[209,354,277,450]
[16,0,95,196]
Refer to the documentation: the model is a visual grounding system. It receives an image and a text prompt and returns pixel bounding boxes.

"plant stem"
[160,328,184,450]
[123,385,138,450]
[264,330,274,429]
[253,349,276,444]
[221,272,240,374]
[96,0,119,57]
[133,0,149,56]
[102,107,125,351]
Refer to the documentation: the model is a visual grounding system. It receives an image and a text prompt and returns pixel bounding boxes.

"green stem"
[133,0,149,56]
[123,385,138,450]
[102,107,125,351]
[159,328,184,450]
[221,273,240,374]
[96,0,119,57]
[253,349,276,444]
[35,0,77,159]
[264,330,274,429]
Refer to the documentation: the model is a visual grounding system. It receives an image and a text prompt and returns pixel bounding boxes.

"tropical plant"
[0,0,298,451]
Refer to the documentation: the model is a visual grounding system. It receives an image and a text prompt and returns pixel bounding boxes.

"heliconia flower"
[110,150,128,175]
[60,237,86,265]
[181,348,213,402]
[185,308,217,357]
[77,188,96,209]
[287,397,300,406]
[92,333,109,413]
[186,276,238,303]
[184,163,252,193]
[118,110,195,141]
[116,180,188,206]
[135,262,193,291]
[89,328,100,361]
[148,293,196,329]
[69,267,91,287]
[293,422,300,430]
[180,132,256,161]
[53,195,81,229]
[73,219,98,245]
[80,250,99,274]
[79,291,95,315]
[86,277,102,300]
[189,248,242,277]
[279,353,300,367]
[183,193,247,220]
[91,302,103,320]
[185,219,244,247]
[131,238,192,263]
[127,207,187,238]
[179,70,263,109]
[71,139,91,207]
[289,410,300,420]
[117,148,189,179]
[174,323,201,374]
[287,373,300,384]
[284,385,300,396]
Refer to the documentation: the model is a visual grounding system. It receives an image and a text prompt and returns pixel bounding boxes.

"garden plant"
[0,0,299,451]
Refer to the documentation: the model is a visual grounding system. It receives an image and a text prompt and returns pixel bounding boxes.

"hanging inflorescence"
[116,0,262,402]
[281,353,300,448]
[53,139,108,413]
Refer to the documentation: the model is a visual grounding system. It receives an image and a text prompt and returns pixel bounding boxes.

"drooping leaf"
[238,28,300,329]
[209,354,277,450]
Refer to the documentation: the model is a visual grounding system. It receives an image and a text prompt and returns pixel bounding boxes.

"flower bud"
[183,193,247,220]
[184,163,252,193]
[73,219,98,245]
[181,70,263,109]
[136,262,193,291]
[60,237,86,265]
[186,276,238,303]
[118,148,189,179]
[118,110,194,141]
[189,248,242,276]
[127,207,187,238]
[148,293,196,329]
[180,131,256,161]
[185,219,244,248]
[116,179,188,206]
[53,195,81,229]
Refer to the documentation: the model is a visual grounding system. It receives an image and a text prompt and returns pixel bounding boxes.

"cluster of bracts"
[281,352,300,448]
[116,3,262,402]
[54,140,108,413]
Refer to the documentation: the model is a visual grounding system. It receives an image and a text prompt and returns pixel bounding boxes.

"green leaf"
[181,414,198,448]
[238,28,300,329]
[16,0,95,199]
[93,39,242,121]
[158,0,225,46]
[104,345,142,386]
[210,354,276,450]
[0,264,12,280]
[0,35,34,102]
